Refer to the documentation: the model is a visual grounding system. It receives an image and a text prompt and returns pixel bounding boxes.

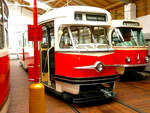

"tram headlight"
[126,57,131,63]
[96,63,104,72]
[145,56,149,63]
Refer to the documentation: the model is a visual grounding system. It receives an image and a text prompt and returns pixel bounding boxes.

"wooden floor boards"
[8,60,150,113]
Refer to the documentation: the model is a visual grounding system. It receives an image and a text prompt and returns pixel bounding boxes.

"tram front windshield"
[60,26,109,49]
[112,28,147,46]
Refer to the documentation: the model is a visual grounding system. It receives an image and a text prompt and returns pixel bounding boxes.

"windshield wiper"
[131,29,139,46]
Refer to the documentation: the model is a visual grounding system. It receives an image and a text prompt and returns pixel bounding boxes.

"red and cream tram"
[0,0,10,112]
[19,31,40,78]
[109,20,148,75]
[38,6,122,103]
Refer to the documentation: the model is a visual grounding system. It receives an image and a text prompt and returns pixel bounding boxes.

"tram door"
[40,21,55,87]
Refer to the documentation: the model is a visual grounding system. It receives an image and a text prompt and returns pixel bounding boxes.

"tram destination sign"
[74,12,107,22]
[123,21,140,27]
[86,14,106,22]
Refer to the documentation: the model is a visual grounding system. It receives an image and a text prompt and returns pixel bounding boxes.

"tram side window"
[0,1,3,49]
[0,25,3,49]
[4,29,8,48]
[0,1,2,22]
[59,27,73,48]
[4,4,8,19]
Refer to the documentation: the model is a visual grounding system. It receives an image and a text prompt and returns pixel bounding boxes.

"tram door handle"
[47,47,53,82]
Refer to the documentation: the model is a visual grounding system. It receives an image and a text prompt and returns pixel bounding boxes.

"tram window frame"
[0,1,3,23]
[3,3,8,19]
[86,13,107,22]
[69,26,109,49]
[0,0,4,49]
[75,13,82,21]
[4,28,8,48]
[0,25,3,49]
[111,29,120,46]
[41,21,54,48]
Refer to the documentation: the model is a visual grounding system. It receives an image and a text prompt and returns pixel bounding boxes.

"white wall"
[138,14,150,34]
[8,3,33,51]
[138,14,150,55]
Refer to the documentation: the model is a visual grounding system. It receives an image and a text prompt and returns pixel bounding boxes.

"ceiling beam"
[103,0,114,4]
[43,0,57,4]
[72,0,86,5]
[113,0,134,4]
[8,0,45,14]
[105,1,124,10]
[81,0,105,7]
[53,0,64,7]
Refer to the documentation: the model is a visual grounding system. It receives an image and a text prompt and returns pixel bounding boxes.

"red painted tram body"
[37,6,122,103]
[109,20,148,74]
[0,0,10,112]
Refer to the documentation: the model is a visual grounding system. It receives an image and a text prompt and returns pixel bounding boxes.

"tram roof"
[38,6,111,24]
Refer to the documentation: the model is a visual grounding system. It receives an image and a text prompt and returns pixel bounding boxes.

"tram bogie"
[39,6,121,102]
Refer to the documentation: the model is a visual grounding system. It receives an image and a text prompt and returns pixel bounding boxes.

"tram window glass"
[59,27,73,48]
[41,26,49,48]
[70,26,108,49]
[0,1,2,22]
[75,13,82,20]
[28,42,33,48]
[112,30,121,46]
[93,27,108,44]
[70,26,92,44]
[113,28,147,46]
[42,26,47,43]
[50,28,54,46]
[4,29,8,48]
[24,35,27,47]
[0,25,3,49]
[4,4,8,18]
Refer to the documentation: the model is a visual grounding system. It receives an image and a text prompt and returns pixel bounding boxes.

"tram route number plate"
[28,25,42,41]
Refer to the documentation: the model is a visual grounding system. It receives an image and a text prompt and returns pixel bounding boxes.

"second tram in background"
[38,6,123,103]
[19,31,40,76]
[19,31,34,70]
[109,20,148,74]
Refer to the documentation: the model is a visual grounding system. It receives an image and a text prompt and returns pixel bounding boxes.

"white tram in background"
[19,31,34,70]
[0,0,10,113]
[109,20,148,75]
[38,6,122,103]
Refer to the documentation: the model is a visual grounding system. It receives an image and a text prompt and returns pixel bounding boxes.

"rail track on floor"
[9,60,150,113]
